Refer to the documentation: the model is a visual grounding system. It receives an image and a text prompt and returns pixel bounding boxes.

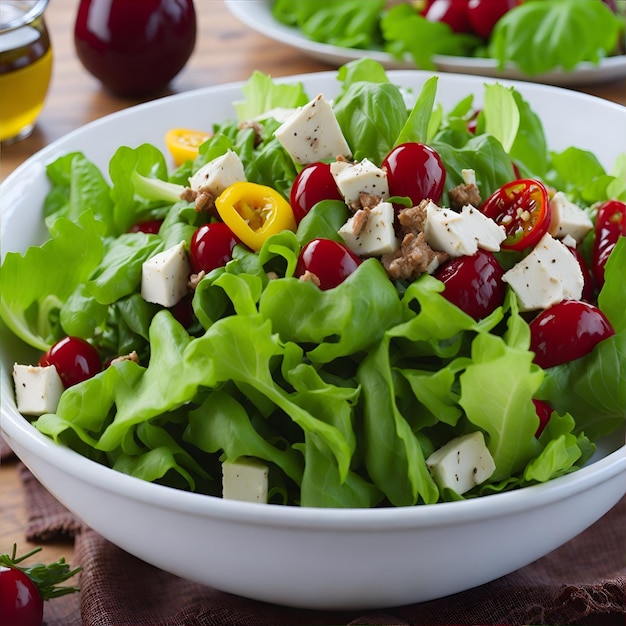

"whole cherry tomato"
[591,199,626,289]
[170,293,196,329]
[290,162,343,224]
[382,142,446,207]
[467,0,518,39]
[0,545,80,626]
[295,238,362,290]
[532,399,553,437]
[422,0,472,33]
[529,300,615,369]
[0,565,43,626]
[189,222,240,274]
[39,336,102,388]
[566,245,595,303]
[127,218,164,234]
[434,249,505,320]
[480,178,550,251]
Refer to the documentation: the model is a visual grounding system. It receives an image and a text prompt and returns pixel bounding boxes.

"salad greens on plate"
[271,0,626,75]
[1,59,625,508]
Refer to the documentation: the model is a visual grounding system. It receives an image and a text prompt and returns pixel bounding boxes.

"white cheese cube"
[338,201,399,257]
[274,94,351,165]
[141,241,190,307]
[330,158,390,206]
[188,149,246,197]
[502,232,584,311]
[426,431,496,495]
[548,192,593,244]
[13,364,64,416]
[222,457,269,503]
[424,202,506,257]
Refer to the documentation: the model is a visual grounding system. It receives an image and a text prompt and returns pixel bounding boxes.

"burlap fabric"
[3,441,625,625]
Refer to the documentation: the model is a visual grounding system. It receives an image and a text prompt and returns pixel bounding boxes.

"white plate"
[225,0,626,86]
[1,71,626,611]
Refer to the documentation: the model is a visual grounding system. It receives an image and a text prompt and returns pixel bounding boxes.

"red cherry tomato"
[170,293,196,328]
[480,179,550,251]
[467,0,517,39]
[422,0,472,33]
[127,218,164,234]
[39,336,102,388]
[591,199,626,289]
[529,300,615,369]
[434,249,505,320]
[290,162,343,224]
[0,566,43,626]
[382,142,446,208]
[189,222,240,274]
[532,399,553,437]
[295,238,362,290]
[566,245,595,303]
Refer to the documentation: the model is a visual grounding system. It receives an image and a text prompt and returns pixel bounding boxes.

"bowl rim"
[3,393,625,529]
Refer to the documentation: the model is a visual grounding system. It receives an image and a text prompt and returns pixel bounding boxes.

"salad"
[1,59,625,508]
[271,0,626,75]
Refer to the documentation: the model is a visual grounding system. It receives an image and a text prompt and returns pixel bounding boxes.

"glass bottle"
[0,0,52,144]
[74,0,196,97]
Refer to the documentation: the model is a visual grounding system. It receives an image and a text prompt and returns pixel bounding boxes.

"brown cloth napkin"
[4,442,625,626]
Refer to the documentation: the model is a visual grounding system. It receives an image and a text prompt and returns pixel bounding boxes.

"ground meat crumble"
[448,182,481,212]
[381,199,449,280]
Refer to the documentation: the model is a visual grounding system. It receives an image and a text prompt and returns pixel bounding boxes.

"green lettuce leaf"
[489,0,624,74]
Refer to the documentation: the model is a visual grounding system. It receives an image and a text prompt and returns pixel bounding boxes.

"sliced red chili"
[480,178,550,251]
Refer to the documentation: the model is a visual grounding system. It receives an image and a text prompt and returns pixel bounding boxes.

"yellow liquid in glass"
[0,20,52,143]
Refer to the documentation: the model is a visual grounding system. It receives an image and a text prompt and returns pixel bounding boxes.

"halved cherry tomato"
[591,199,626,289]
[480,178,550,251]
[165,128,211,166]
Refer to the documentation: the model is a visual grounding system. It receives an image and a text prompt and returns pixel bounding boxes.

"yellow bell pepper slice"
[215,181,296,251]
[165,128,212,166]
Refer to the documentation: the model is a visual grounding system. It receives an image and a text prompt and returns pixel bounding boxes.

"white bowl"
[2,71,625,611]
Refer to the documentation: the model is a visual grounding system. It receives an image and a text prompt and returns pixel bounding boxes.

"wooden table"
[1,0,625,589]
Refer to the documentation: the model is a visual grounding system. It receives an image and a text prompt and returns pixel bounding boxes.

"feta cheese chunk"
[548,191,593,244]
[502,232,584,311]
[423,201,506,257]
[188,149,246,197]
[338,201,399,257]
[222,457,269,503]
[141,241,190,307]
[13,364,64,416]
[330,158,389,206]
[274,94,351,165]
[426,431,496,495]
